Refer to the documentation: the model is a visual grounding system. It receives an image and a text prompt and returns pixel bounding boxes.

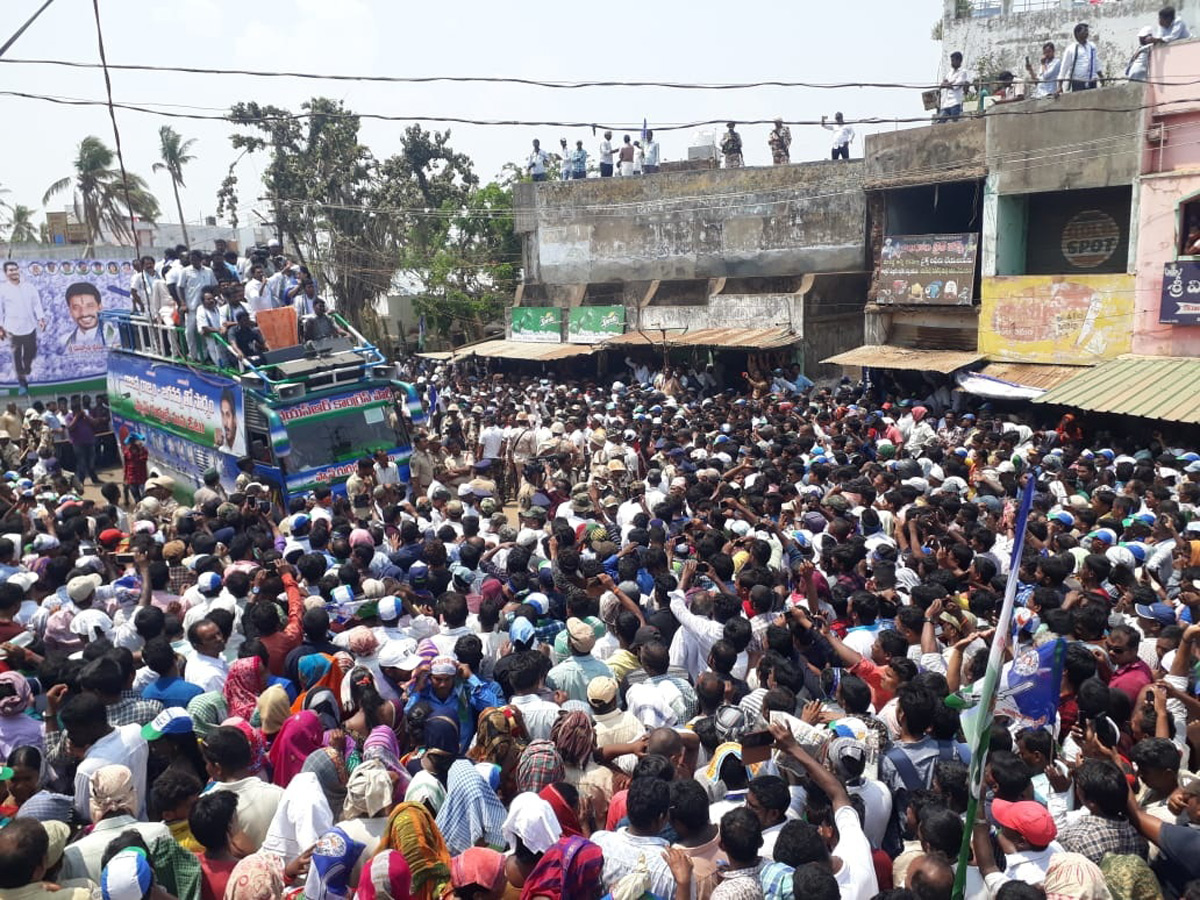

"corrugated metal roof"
[439,340,596,362]
[978,363,1090,391]
[1031,355,1200,424]
[821,344,983,373]
[605,327,799,350]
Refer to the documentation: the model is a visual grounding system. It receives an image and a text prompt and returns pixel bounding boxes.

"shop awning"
[1032,355,1200,424]
[459,339,596,362]
[821,344,983,373]
[977,363,1090,391]
[605,327,800,350]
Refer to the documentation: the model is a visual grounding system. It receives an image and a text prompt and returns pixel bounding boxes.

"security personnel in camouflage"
[769,118,791,164]
[721,122,743,168]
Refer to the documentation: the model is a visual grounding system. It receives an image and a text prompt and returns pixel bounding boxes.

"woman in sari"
[537,784,583,839]
[356,850,411,900]
[435,759,508,855]
[257,684,292,744]
[292,653,345,715]
[450,848,507,900]
[375,802,453,900]
[188,692,229,740]
[469,707,527,803]
[268,710,325,787]
[0,672,41,758]
[514,741,564,796]
[364,725,410,803]
[518,835,604,900]
[302,743,353,820]
[404,716,459,815]
[224,658,267,722]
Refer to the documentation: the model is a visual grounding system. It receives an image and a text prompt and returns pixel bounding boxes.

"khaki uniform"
[409,448,435,497]
[769,125,791,164]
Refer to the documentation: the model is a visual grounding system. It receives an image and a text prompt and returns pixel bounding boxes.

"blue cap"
[1050,511,1074,527]
[1134,602,1176,626]
[1091,528,1117,545]
[101,849,153,900]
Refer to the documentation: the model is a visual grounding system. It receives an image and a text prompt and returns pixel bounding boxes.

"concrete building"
[939,0,1180,90]
[503,162,870,379]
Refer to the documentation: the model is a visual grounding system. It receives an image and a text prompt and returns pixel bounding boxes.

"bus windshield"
[285,404,407,473]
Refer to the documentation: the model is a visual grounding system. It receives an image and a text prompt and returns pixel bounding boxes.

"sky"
[1,0,946,235]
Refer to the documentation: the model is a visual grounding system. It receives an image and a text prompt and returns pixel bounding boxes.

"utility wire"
[0,2,58,59]
[90,0,139,255]
[5,56,1200,91]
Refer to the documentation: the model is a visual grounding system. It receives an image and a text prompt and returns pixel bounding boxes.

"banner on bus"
[0,258,132,392]
[107,355,247,458]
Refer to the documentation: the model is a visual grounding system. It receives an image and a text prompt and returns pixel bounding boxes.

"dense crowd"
[0,358,1199,900]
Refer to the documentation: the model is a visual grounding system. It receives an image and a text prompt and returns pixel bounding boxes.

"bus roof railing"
[102,310,391,398]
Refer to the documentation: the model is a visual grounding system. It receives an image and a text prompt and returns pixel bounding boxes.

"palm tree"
[5,205,38,246]
[152,125,197,247]
[43,136,159,254]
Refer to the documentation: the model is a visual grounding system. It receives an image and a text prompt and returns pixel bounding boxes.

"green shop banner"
[510,307,562,343]
[568,306,625,343]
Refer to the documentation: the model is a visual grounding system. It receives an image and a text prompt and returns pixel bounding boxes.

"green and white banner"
[510,307,562,343]
[567,306,625,343]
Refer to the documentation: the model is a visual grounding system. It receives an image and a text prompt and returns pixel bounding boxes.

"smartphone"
[114,552,135,565]
[741,729,774,765]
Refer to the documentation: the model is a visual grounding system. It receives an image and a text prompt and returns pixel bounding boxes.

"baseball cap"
[66,573,103,603]
[991,798,1057,848]
[1177,771,1200,796]
[1135,602,1176,626]
[101,848,154,900]
[566,617,596,653]
[70,608,113,639]
[1090,528,1117,545]
[377,596,401,622]
[587,675,619,705]
[142,707,194,741]
[631,625,663,649]
[197,571,222,595]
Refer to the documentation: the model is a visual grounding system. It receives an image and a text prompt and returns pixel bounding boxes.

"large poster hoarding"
[1160,261,1200,325]
[510,307,562,343]
[876,234,978,305]
[979,275,1135,364]
[0,258,131,392]
[567,306,624,343]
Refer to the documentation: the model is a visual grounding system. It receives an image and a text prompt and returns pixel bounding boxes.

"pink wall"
[1133,174,1200,356]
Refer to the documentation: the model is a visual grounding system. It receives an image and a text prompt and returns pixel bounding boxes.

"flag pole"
[950,473,1036,900]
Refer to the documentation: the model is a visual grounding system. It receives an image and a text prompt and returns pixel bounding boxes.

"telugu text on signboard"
[876,234,978,305]
[1160,260,1200,326]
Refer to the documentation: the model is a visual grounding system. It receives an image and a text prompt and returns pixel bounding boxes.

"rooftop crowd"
[0,355,1198,900]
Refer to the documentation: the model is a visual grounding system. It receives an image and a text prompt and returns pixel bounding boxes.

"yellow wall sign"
[979,275,1135,364]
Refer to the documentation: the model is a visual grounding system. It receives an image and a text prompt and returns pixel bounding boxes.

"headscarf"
[306,826,366,900]
[911,405,927,422]
[377,802,453,900]
[88,764,137,822]
[0,672,32,717]
[292,653,345,715]
[222,717,267,775]
[1043,852,1114,900]
[518,835,603,900]
[344,760,397,820]
[549,712,593,769]
[364,726,410,800]
[225,658,265,721]
[303,745,352,819]
[306,688,343,731]
[538,785,582,838]
[422,716,460,759]
[516,740,564,795]
[346,626,380,657]
[404,771,447,814]
[469,706,528,766]
[502,792,562,854]
[355,850,412,900]
[700,741,753,790]
[187,691,229,740]
[224,852,284,900]
[435,759,508,855]
[1098,855,1161,900]
[450,849,506,894]
[257,684,292,737]
[268,710,324,786]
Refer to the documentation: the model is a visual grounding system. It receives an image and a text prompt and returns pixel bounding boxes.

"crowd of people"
[937,6,1191,123]
[1,354,1200,900]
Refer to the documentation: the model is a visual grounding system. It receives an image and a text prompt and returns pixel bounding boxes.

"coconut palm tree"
[43,136,159,254]
[152,125,197,247]
[5,205,38,246]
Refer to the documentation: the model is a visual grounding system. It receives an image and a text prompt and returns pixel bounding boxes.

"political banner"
[0,258,133,393]
[510,307,562,342]
[1160,260,1200,325]
[106,354,247,458]
[568,306,625,343]
[876,234,978,305]
[994,637,1066,731]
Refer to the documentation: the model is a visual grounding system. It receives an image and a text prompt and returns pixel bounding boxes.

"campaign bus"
[102,308,425,502]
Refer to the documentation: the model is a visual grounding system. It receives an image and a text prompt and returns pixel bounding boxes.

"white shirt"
[60,816,170,884]
[941,67,968,108]
[1157,18,1191,42]
[245,277,272,312]
[590,829,675,900]
[847,778,893,850]
[824,122,855,148]
[644,141,660,167]
[185,651,229,692]
[479,425,505,459]
[832,804,878,900]
[208,775,285,851]
[74,724,150,822]
[177,265,217,314]
[1034,57,1062,97]
[527,149,549,176]
[1061,40,1101,86]
[599,138,614,165]
[843,626,878,659]
[0,278,46,335]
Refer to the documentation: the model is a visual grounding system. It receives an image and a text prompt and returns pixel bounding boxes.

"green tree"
[152,125,197,246]
[224,99,485,338]
[5,205,38,247]
[43,136,159,253]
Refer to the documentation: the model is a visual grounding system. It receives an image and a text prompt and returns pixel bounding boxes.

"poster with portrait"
[0,259,133,392]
